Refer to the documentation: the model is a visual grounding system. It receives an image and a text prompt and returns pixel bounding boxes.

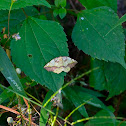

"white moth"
[44,56,77,74]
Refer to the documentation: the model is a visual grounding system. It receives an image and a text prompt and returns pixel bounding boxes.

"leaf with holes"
[72,7,126,68]
[10,17,68,92]
[0,0,51,10]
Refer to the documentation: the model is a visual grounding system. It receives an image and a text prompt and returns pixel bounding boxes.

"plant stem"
[51,106,59,126]
[8,0,14,36]
[64,98,92,125]
[71,116,124,125]
[25,91,42,105]
[21,8,28,18]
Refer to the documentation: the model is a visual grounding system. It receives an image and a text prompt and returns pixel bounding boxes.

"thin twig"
[69,0,78,13]
[0,105,20,115]
[8,0,14,36]
[71,116,124,125]
[31,103,40,116]
[23,98,29,108]
[21,8,28,18]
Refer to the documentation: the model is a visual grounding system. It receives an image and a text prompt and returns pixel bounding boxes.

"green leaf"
[85,106,126,126]
[0,7,39,33]
[72,7,126,68]
[78,0,117,12]
[63,87,89,118]
[0,46,26,96]
[90,59,126,98]
[39,91,53,126]
[11,17,68,92]
[59,8,67,19]
[0,0,51,10]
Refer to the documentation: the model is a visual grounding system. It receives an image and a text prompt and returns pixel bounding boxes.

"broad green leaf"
[85,106,126,126]
[0,0,51,10]
[0,46,26,96]
[78,0,117,12]
[63,87,89,117]
[11,17,68,92]
[59,8,67,19]
[0,7,39,33]
[106,14,126,35]
[72,7,126,68]
[39,91,53,126]
[90,59,126,98]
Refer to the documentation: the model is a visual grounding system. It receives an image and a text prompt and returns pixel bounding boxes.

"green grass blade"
[0,46,26,96]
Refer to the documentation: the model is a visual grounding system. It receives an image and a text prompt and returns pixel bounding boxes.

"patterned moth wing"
[44,56,77,74]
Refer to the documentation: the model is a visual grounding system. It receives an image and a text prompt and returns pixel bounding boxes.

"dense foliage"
[0,0,126,125]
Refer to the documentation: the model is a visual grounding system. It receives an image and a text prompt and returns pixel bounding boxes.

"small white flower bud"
[7,117,13,123]
[27,108,32,114]
[12,33,21,41]
[16,68,21,74]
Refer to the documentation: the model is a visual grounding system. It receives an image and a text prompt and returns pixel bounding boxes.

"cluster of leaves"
[0,0,126,125]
